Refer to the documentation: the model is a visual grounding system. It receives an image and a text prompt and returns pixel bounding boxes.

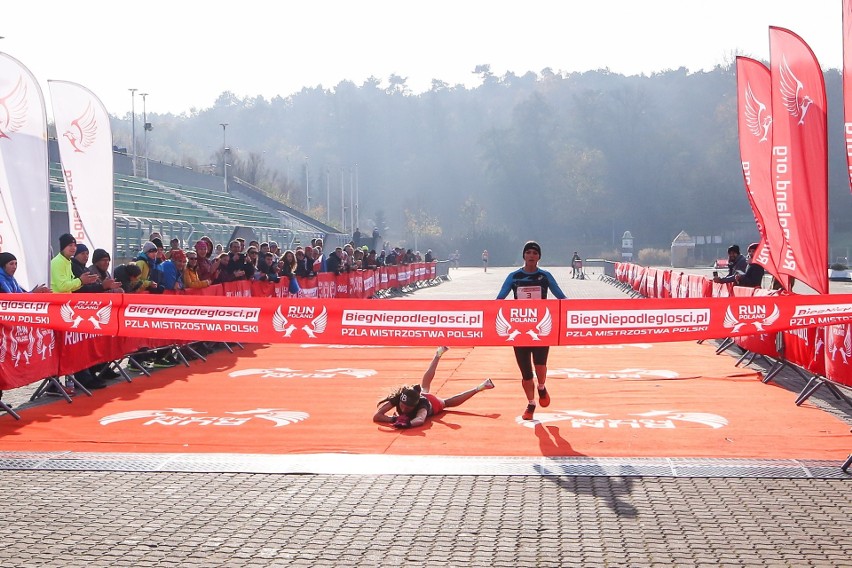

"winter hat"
[151,237,164,249]
[170,249,187,263]
[142,241,157,254]
[92,249,110,263]
[59,233,76,250]
[75,244,89,256]
[0,252,16,268]
[523,241,542,256]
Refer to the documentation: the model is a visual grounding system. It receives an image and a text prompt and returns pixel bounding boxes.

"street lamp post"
[129,88,137,175]
[340,166,346,232]
[140,92,149,178]
[305,156,310,211]
[355,163,360,230]
[349,167,354,233]
[220,123,228,192]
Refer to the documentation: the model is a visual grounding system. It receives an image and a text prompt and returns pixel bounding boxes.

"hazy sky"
[3,0,845,116]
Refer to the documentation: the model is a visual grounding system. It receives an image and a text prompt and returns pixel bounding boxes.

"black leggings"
[513,346,550,380]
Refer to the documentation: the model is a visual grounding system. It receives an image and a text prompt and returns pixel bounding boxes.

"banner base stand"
[761,359,787,384]
[127,356,152,377]
[0,399,19,420]
[31,377,73,403]
[109,360,133,383]
[182,343,206,363]
[735,351,772,369]
[795,377,852,408]
[169,345,191,368]
[66,375,92,398]
[715,338,736,355]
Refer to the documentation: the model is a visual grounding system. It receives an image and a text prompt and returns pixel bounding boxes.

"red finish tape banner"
[2,293,852,347]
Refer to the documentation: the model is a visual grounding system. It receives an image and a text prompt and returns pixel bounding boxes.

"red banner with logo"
[56,332,148,376]
[736,56,785,288]
[783,326,825,376]
[687,274,711,299]
[823,323,852,387]
[0,325,58,388]
[844,0,852,196]
[7,292,852,390]
[316,273,334,298]
[223,280,252,297]
[769,27,828,294]
[5,292,852,348]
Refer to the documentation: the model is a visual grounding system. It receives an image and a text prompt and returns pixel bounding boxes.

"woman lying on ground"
[373,346,494,428]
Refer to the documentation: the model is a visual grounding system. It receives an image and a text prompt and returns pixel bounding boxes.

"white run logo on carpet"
[516,410,728,429]
[99,408,309,427]
[549,368,679,379]
[228,367,377,379]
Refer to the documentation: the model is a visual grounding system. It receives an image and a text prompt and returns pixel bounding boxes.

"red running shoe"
[538,386,550,407]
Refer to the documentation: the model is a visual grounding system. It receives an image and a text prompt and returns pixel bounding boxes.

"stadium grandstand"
[47,140,348,261]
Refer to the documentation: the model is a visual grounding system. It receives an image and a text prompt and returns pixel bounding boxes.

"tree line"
[108,64,852,266]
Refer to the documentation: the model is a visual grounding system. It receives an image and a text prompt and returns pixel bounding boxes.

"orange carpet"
[0,342,848,459]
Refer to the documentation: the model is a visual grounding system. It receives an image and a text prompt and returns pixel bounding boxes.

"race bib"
[516,285,542,299]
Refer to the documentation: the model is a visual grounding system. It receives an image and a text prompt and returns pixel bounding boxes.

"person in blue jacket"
[496,241,566,421]
[0,252,49,293]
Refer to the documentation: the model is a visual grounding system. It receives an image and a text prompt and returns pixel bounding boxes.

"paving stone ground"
[1,264,850,567]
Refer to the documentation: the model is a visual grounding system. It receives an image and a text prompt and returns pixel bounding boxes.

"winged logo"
[99,408,205,425]
[34,328,56,360]
[60,301,112,330]
[12,326,34,365]
[550,367,679,380]
[723,306,746,333]
[724,304,780,334]
[744,81,771,142]
[516,409,605,425]
[779,55,814,126]
[302,306,327,338]
[229,367,299,378]
[526,308,552,341]
[828,325,852,364]
[752,305,780,332]
[314,368,376,378]
[63,101,98,153]
[631,410,728,429]
[517,409,727,429]
[814,333,825,362]
[88,304,113,330]
[495,308,520,341]
[272,306,297,337]
[226,408,309,427]
[60,302,84,328]
[100,407,308,428]
[0,76,28,139]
